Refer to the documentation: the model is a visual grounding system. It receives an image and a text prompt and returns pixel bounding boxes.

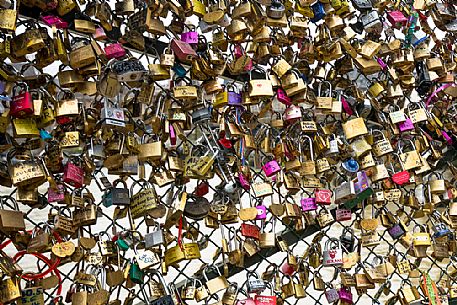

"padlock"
[316,81,333,110]
[372,130,393,157]
[144,223,164,249]
[108,179,130,206]
[267,0,285,19]
[412,225,431,247]
[428,172,446,194]
[338,286,353,304]
[181,24,199,45]
[317,207,334,227]
[310,1,325,22]
[431,211,452,239]
[388,154,411,186]
[283,105,302,124]
[246,271,266,294]
[63,161,84,188]
[301,191,317,212]
[334,178,356,203]
[262,156,281,177]
[325,287,339,303]
[322,238,343,266]
[387,216,407,240]
[360,10,383,34]
[315,188,332,205]
[387,10,407,28]
[171,38,197,64]
[336,207,352,222]
[203,265,229,295]
[10,82,33,118]
[103,43,125,60]
[340,227,356,252]
[149,271,175,305]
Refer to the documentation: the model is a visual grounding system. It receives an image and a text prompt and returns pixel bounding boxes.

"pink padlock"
[377,57,388,70]
[236,296,256,305]
[41,15,68,28]
[63,162,84,188]
[284,105,302,122]
[239,172,250,190]
[387,10,408,28]
[94,27,107,40]
[234,44,244,58]
[341,96,354,116]
[277,88,291,106]
[338,287,353,304]
[244,57,253,71]
[281,262,295,275]
[48,184,66,203]
[254,295,276,305]
[169,124,176,146]
[397,118,415,132]
[442,130,453,145]
[181,26,199,45]
[301,197,317,211]
[336,208,352,221]
[104,43,126,59]
[262,159,281,177]
[256,205,267,220]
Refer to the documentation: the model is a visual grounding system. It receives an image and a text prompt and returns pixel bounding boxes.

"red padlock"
[63,162,85,188]
[11,82,34,118]
[195,181,209,196]
[254,294,276,305]
[315,189,332,205]
[241,223,260,239]
[170,38,197,64]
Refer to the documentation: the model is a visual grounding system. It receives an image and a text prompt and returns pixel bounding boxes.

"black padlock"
[340,227,356,253]
[110,179,130,205]
[415,61,432,96]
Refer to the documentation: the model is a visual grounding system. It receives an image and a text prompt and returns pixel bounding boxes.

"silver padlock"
[199,19,217,33]
[247,271,266,294]
[0,0,11,8]
[360,10,383,34]
[217,13,231,27]
[325,287,339,303]
[266,0,285,19]
[322,238,343,267]
[328,135,339,155]
[334,178,356,203]
[144,223,164,249]
[100,101,126,129]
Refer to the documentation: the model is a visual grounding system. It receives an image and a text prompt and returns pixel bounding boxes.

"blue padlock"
[102,189,113,207]
[310,1,325,23]
[431,211,452,238]
[432,222,452,238]
[172,63,188,78]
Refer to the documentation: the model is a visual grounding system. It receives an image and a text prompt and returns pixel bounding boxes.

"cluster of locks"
[0,0,456,304]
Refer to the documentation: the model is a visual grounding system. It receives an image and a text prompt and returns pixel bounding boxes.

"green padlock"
[116,238,130,251]
[129,258,144,284]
